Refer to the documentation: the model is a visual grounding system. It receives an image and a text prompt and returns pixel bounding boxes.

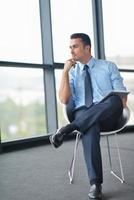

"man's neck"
[79,55,92,64]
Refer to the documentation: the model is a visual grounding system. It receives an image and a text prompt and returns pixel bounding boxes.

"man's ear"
[86,45,91,52]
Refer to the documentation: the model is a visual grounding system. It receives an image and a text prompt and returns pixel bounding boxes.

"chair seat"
[101,107,130,136]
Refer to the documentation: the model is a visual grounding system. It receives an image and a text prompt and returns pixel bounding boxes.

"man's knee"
[106,95,123,108]
[82,124,100,143]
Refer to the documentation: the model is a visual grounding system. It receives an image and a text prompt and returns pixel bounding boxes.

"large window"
[1,0,134,145]
[0,67,46,142]
[102,0,134,125]
[102,0,134,70]
[50,0,94,63]
[0,0,42,64]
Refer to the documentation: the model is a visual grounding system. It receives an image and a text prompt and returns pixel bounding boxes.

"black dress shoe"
[49,127,66,148]
[88,184,102,199]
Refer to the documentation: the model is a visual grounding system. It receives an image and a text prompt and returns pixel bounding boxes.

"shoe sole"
[88,194,102,199]
[49,135,59,148]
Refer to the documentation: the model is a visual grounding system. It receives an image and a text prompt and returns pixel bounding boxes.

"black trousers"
[70,95,123,185]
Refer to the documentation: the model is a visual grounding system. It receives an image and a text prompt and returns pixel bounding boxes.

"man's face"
[69,38,91,62]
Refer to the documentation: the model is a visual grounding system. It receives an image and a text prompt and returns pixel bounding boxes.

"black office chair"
[63,101,130,184]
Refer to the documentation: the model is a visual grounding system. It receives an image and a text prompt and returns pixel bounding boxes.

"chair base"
[111,170,124,183]
[68,131,81,184]
[106,134,125,184]
[68,132,125,184]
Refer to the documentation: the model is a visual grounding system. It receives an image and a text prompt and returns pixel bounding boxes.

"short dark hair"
[70,33,91,47]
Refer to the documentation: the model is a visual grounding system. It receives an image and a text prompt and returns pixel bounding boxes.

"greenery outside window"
[0,67,46,142]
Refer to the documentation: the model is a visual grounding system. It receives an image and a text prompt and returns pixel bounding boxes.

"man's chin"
[72,57,78,62]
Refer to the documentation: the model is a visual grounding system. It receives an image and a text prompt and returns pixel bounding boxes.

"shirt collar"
[78,56,95,70]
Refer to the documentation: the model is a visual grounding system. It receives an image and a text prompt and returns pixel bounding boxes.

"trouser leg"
[72,95,123,133]
[72,95,123,185]
[82,123,103,185]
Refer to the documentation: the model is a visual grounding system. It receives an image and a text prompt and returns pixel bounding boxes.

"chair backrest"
[101,106,130,135]
[63,98,75,123]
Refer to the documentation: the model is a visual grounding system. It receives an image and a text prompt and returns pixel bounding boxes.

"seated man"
[50,33,127,199]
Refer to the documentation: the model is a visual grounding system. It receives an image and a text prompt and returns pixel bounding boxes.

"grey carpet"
[0,132,134,200]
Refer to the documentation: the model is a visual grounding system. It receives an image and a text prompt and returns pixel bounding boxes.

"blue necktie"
[84,65,93,107]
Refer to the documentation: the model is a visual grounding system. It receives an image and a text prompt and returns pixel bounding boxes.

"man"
[50,33,127,199]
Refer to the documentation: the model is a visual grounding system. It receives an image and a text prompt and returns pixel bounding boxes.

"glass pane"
[55,69,68,128]
[51,0,94,62]
[102,0,134,69]
[0,67,46,142]
[0,0,42,64]
[121,72,134,125]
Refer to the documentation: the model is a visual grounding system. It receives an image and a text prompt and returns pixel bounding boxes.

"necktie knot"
[84,65,89,71]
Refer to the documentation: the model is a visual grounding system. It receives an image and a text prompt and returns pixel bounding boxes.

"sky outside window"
[0,0,42,64]
[102,0,134,69]
[50,0,94,63]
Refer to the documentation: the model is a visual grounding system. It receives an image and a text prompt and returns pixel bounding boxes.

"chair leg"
[106,134,124,183]
[68,131,81,184]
